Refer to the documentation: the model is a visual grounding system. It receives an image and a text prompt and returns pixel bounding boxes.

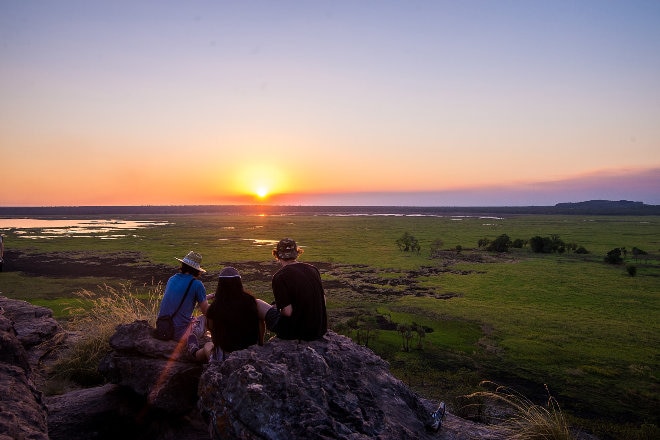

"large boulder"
[45,383,208,440]
[0,296,61,349]
[100,320,505,439]
[0,299,50,440]
[198,331,504,440]
[99,320,203,414]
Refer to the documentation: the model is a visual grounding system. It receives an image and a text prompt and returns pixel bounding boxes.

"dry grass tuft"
[463,381,577,440]
[49,283,162,386]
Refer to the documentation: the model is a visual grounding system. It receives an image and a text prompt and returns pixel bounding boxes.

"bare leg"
[195,341,213,362]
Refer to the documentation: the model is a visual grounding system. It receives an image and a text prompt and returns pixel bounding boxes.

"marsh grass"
[463,381,576,440]
[49,283,162,386]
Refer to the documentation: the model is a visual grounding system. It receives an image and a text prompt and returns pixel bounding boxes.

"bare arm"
[199,300,210,315]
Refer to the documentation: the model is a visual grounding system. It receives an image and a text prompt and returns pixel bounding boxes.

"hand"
[206,293,215,300]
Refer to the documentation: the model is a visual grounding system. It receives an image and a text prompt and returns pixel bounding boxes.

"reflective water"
[0,219,170,240]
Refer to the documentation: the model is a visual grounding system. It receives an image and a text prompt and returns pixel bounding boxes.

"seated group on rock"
[156,237,328,362]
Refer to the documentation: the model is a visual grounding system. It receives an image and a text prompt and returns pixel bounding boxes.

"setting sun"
[226,162,291,203]
[255,187,269,199]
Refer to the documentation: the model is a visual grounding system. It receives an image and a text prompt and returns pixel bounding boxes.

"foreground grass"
[462,381,575,440]
[47,283,162,388]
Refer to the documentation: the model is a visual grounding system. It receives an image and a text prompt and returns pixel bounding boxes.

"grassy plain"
[1,212,658,438]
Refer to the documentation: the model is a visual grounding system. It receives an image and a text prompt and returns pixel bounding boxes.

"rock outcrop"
[100,320,506,439]
[0,296,61,440]
[198,331,504,440]
[198,331,435,439]
[1,296,505,440]
[99,320,204,414]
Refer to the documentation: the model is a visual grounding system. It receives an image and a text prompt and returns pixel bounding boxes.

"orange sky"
[1,2,659,206]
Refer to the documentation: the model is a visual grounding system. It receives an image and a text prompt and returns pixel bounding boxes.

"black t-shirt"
[206,291,260,353]
[272,262,327,341]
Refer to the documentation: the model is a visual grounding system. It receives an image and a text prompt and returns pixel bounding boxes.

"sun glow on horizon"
[229,163,290,203]
[255,186,269,199]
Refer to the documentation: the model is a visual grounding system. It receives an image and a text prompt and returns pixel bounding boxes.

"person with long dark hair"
[204,266,264,362]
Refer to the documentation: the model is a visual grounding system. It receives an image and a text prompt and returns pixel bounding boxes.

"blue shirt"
[158,273,207,340]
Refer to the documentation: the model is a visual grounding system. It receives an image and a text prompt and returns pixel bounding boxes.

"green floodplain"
[1,210,658,438]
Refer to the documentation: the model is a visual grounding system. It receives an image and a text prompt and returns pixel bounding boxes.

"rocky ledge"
[1,296,504,439]
[0,296,62,440]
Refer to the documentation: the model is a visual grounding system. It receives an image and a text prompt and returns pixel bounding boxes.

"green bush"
[604,248,624,264]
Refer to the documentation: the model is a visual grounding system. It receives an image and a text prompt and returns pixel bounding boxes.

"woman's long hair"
[211,276,259,352]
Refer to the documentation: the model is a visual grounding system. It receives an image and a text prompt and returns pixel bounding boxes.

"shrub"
[604,248,624,264]
[486,234,512,253]
[530,235,566,254]
[396,232,420,254]
[626,265,637,277]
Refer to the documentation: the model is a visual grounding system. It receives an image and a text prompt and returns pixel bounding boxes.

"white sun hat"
[175,251,206,273]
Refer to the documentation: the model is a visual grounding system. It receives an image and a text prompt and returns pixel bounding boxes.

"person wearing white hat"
[157,251,212,343]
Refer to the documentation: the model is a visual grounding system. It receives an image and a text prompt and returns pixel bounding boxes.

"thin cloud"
[266,167,660,206]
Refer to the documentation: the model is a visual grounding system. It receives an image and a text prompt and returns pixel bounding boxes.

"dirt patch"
[4,250,174,285]
[4,250,467,300]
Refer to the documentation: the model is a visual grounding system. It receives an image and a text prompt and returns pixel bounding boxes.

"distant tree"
[397,323,412,352]
[345,313,378,347]
[478,238,491,249]
[512,238,526,248]
[529,235,566,253]
[486,234,512,253]
[632,247,648,262]
[411,322,426,350]
[396,232,420,254]
[529,236,548,253]
[575,246,589,254]
[455,245,462,254]
[626,265,637,277]
[550,234,566,253]
[604,248,624,264]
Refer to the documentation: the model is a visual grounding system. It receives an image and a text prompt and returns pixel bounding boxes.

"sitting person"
[157,251,211,344]
[256,238,327,341]
[201,266,264,362]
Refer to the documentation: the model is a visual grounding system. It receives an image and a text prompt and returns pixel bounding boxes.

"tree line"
[397,232,652,276]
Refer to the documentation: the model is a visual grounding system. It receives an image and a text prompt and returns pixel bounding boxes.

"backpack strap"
[172,278,195,317]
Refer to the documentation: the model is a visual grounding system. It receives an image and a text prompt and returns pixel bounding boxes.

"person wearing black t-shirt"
[257,238,327,341]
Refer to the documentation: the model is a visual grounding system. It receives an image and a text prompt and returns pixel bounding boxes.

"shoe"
[427,401,446,432]
[187,334,200,359]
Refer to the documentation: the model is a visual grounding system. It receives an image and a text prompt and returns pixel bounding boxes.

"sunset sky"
[1,1,659,207]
